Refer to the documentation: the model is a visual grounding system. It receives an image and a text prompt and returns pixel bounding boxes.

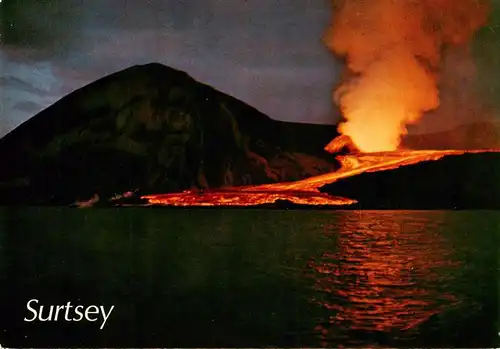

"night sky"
[1,0,499,138]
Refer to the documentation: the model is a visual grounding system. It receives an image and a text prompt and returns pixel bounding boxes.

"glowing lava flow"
[143,190,355,207]
[141,149,498,207]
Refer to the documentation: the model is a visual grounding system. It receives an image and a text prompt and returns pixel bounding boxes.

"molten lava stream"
[143,190,356,207]
[141,149,499,207]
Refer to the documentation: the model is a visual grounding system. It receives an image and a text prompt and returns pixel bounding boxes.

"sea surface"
[0,208,498,347]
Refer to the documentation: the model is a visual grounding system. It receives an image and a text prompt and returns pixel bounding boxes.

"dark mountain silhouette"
[0,63,340,205]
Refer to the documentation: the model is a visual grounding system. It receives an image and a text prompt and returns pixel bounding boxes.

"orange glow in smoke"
[324,0,489,152]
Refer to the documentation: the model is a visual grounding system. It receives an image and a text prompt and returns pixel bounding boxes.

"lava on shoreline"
[140,149,500,208]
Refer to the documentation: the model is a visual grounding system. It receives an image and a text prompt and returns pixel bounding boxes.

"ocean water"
[0,208,498,347]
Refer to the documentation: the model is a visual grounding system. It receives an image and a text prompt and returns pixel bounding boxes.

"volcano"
[1,63,499,209]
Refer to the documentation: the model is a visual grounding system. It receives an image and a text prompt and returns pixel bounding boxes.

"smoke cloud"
[325,0,490,152]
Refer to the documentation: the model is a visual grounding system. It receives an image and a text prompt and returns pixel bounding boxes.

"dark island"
[0,63,340,205]
[1,63,499,209]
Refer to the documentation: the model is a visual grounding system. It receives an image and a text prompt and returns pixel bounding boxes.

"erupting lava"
[324,0,489,153]
[137,0,496,208]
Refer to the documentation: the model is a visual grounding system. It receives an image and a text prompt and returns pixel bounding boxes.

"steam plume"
[325,0,490,152]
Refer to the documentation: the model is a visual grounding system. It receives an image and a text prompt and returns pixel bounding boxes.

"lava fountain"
[324,0,490,153]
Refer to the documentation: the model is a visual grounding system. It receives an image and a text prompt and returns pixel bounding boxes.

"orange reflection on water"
[308,211,461,345]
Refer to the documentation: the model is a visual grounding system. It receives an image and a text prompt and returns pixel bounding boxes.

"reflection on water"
[308,211,462,346]
[0,209,497,347]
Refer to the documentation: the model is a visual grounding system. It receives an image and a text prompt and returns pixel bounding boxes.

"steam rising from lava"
[324,0,490,152]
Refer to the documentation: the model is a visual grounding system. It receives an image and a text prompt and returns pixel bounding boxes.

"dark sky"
[0,0,340,137]
[0,0,499,137]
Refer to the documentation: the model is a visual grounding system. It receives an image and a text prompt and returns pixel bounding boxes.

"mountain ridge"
[0,63,340,205]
